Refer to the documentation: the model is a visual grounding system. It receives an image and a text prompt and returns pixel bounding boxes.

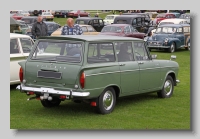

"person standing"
[31,15,48,50]
[61,18,83,35]
[31,15,48,39]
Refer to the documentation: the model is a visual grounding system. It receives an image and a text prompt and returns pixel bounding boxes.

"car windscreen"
[20,38,34,53]
[101,26,122,33]
[31,41,83,63]
[155,27,177,34]
[21,19,33,24]
[47,24,59,31]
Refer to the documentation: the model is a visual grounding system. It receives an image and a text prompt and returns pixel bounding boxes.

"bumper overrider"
[16,84,90,100]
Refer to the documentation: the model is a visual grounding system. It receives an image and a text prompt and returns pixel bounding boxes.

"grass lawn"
[10,48,190,129]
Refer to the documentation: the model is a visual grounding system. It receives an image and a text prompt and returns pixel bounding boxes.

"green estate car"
[16,35,180,114]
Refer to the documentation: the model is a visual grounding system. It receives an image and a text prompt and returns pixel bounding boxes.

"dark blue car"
[26,21,61,39]
[145,24,190,52]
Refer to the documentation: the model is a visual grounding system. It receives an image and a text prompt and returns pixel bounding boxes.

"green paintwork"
[18,35,179,100]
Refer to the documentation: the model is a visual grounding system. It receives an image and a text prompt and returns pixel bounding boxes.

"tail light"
[19,67,23,82]
[80,72,85,89]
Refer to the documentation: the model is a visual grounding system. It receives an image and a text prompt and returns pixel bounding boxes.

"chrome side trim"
[86,71,121,77]
[16,84,90,97]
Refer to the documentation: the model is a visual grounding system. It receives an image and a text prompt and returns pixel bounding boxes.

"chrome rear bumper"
[16,84,90,97]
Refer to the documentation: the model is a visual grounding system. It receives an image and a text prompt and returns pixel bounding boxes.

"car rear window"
[101,26,122,33]
[31,41,83,63]
[87,43,115,63]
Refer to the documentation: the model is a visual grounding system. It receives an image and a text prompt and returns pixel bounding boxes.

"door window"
[10,39,20,54]
[133,42,149,61]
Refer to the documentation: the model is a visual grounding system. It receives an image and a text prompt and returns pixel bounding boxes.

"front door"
[133,42,161,91]
[115,42,140,94]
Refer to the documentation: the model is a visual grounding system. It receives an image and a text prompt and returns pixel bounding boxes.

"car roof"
[160,18,187,23]
[105,15,120,16]
[10,33,32,38]
[39,35,142,41]
[43,21,57,24]
[76,17,103,20]
[103,24,129,27]
[159,24,190,27]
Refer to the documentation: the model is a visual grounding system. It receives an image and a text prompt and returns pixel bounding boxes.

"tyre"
[41,97,61,107]
[168,42,175,53]
[157,75,174,98]
[96,87,116,114]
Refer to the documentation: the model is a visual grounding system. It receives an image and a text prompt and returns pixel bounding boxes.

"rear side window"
[10,39,20,54]
[87,43,115,63]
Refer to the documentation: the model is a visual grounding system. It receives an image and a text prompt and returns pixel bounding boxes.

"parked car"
[145,24,190,52]
[54,10,71,18]
[21,16,46,27]
[113,15,152,33]
[179,13,191,24]
[122,13,151,24]
[10,13,24,20]
[26,21,61,38]
[33,10,42,16]
[152,13,176,25]
[150,18,189,36]
[17,10,30,16]
[99,24,145,39]
[144,12,158,20]
[170,12,181,18]
[51,24,99,36]
[16,35,180,114]
[10,33,34,85]
[68,10,89,18]
[103,15,119,25]
[75,17,105,32]
[41,12,54,21]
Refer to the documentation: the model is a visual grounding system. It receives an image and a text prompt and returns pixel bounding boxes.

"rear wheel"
[157,75,174,98]
[96,87,116,114]
[41,97,61,107]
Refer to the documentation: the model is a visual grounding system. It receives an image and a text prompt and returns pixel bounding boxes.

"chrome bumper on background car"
[148,45,170,48]
[16,84,90,97]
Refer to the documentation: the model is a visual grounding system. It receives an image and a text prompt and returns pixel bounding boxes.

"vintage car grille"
[148,41,162,46]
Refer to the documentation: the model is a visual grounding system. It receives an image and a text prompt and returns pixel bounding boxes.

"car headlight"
[165,38,169,43]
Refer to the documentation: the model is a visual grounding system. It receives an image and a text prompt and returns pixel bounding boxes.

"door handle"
[119,64,125,66]
[138,61,144,64]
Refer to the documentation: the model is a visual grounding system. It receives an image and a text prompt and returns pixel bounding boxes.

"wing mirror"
[170,55,176,60]
[151,54,157,59]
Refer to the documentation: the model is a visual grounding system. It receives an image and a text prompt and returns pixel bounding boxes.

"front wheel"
[168,43,175,53]
[157,75,174,98]
[96,87,116,114]
[41,97,61,107]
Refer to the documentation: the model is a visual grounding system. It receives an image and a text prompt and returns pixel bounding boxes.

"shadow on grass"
[30,92,160,116]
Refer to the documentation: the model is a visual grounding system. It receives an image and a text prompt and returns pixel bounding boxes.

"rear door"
[115,42,140,94]
[25,40,84,89]
[175,27,184,46]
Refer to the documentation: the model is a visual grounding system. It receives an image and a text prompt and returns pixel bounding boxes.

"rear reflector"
[60,95,66,99]
[90,102,97,107]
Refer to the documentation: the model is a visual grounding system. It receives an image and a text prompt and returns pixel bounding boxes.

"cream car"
[103,15,119,25]
[10,33,34,85]
[151,18,189,35]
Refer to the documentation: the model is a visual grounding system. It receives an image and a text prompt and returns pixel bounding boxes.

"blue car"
[145,24,190,52]
[26,21,61,40]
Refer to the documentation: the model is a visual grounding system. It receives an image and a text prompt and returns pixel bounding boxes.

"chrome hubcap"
[103,91,113,110]
[171,44,174,52]
[164,80,172,96]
